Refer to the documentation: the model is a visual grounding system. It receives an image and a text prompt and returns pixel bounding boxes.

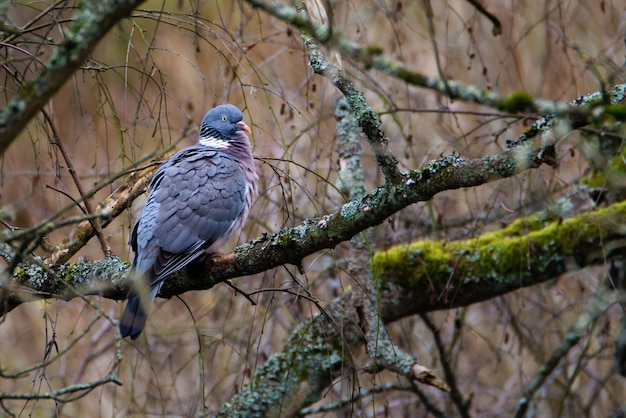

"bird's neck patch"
[199,136,229,149]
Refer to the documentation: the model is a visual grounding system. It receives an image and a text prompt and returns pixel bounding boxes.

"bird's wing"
[133,146,247,287]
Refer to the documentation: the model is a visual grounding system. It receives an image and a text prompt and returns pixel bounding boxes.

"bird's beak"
[238,121,251,134]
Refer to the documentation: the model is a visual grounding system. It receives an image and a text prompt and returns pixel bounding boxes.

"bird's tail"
[119,285,160,340]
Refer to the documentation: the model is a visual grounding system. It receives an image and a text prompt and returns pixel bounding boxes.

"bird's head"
[198,104,251,148]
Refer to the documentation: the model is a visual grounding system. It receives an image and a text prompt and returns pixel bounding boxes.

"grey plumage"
[120,104,257,340]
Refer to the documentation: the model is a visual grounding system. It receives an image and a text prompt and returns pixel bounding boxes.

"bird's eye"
[221,115,227,122]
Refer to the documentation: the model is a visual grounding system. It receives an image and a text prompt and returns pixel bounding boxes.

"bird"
[119,104,258,340]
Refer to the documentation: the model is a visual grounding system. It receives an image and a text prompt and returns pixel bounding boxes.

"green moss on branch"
[216,199,626,416]
[374,200,626,321]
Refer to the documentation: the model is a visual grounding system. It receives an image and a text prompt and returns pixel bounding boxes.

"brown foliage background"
[1,0,624,416]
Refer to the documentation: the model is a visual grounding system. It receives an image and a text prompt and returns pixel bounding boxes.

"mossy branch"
[3,125,625,315]
[217,301,362,418]
[6,189,626,321]
[376,200,626,322]
[0,0,146,154]
[245,0,626,122]
[218,199,626,417]
[4,195,624,415]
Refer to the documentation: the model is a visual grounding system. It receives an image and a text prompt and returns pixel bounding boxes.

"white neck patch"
[199,136,229,148]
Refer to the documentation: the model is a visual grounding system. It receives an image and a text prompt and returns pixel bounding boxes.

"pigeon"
[119,104,258,339]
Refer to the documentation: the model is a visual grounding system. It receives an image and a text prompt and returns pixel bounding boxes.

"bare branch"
[245,0,626,122]
[514,288,615,418]
[44,157,166,265]
[0,0,146,154]
[41,109,112,259]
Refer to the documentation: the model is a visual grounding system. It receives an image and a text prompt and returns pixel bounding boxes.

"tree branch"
[514,287,615,418]
[45,154,171,265]
[0,0,146,154]
[245,0,626,123]
[293,0,402,184]
[217,199,626,416]
[4,182,625,416]
[7,192,625,316]
[3,93,625,313]
[377,199,626,322]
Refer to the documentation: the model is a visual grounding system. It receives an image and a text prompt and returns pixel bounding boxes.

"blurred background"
[1,0,624,416]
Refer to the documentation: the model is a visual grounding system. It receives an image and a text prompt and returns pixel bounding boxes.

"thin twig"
[465,0,502,36]
[422,0,450,96]
[514,288,614,418]
[224,279,257,305]
[43,108,112,258]
[421,313,471,417]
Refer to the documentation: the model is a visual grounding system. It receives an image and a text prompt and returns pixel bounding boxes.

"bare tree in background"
[0,1,625,417]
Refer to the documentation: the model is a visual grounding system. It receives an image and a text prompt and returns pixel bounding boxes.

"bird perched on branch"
[119,104,257,340]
